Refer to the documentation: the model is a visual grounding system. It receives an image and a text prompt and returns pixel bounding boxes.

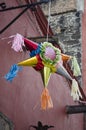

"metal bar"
[0,3,33,12]
[0,1,49,34]
[0,1,49,12]
[66,105,86,114]
[27,35,58,42]
[0,7,28,34]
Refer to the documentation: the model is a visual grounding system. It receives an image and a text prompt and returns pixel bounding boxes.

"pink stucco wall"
[0,0,84,130]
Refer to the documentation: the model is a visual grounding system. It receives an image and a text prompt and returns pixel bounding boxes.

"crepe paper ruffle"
[11,33,25,52]
[71,56,81,76]
[40,42,61,65]
[30,45,41,57]
[41,88,53,110]
[71,79,82,101]
[4,64,22,82]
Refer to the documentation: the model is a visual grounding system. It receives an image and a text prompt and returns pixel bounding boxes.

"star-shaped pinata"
[5,34,82,110]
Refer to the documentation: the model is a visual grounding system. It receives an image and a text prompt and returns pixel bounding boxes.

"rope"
[46,0,51,42]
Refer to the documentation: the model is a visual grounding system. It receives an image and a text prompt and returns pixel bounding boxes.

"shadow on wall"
[29,121,54,130]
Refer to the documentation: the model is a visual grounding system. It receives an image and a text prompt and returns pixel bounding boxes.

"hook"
[0,2,6,9]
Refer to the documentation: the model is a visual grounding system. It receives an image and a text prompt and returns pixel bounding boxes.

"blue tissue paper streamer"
[4,64,22,82]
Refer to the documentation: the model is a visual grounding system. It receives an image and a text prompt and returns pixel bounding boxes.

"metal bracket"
[0,0,50,34]
[66,105,86,114]
[0,3,6,9]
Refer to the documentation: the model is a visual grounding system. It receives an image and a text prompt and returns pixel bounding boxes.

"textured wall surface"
[82,1,86,92]
[0,0,84,130]
[42,0,76,15]
[50,11,82,64]
[0,112,14,130]
[42,0,82,85]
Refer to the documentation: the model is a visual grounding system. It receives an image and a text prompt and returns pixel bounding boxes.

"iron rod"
[0,1,49,12]
[0,7,28,34]
[0,1,49,34]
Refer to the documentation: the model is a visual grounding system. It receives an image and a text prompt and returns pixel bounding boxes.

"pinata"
[5,33,82,110]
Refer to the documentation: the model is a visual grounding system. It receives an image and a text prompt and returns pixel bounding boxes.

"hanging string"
[46,0,51,42]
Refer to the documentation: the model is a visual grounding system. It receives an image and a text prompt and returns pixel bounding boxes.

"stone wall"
[51,11,82,84]
[42,0,82,85]
[42,0,76,15]
[49,11,82,59]
[0,112,14,130]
